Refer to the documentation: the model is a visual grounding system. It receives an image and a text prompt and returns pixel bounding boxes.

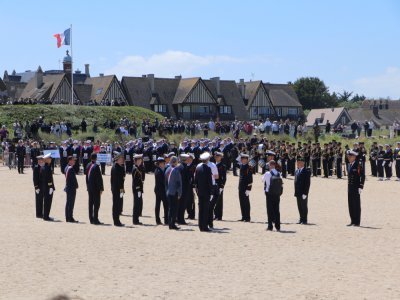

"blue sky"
[2,0,400,98]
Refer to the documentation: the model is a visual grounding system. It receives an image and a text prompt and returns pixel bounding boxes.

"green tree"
[291,77,337,110]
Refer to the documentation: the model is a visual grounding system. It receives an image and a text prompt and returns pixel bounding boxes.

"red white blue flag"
[53,28,71,48]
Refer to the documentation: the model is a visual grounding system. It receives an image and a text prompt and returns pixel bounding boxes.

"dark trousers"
[396,160,400,178]
[266,193,280,230]
[112,192,122,225]
[322,159,329,177]
[177,192,188,223]
[312,159,319,176]
[83,160,89,174]
[348,188,361,225]
[377,160,384,178]
[73,161,80,174]
[214,190,224,220]
[100,163,106,175]
[155,193,168,223]
[198,195,210,230]
[65,189,76,221]
[328,158,334,176]
[336,159,342,178]
[35,191,43,217]
[60,161,67,174]
[239,189,251,221]
[167,194,178,228]
[17,156,24,173]
[384,162,392,178]
[88,190,101,223]
[281,160,287,178]
[186,189,195,219]
[208,188,219,227]
[232,161,238,176]
[370,160,377,177]
[133,190,143,223]
[43,190,53,219]
[296,195,308,223]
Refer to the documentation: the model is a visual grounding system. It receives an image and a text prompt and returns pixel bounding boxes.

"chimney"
[84,64,90,77]
[211,77,220,95]
[142,75,147,78]
[36,66,43,89]
[239,79,246,99]
[147,74,155,93]
[99,73,104,77]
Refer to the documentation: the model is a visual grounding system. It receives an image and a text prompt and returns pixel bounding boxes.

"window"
[288,108,298,115]
[219,105,232,114]
[341,116,346,125]
[276,107,282,117]
[96,88,103,95]
[154,104,166,113]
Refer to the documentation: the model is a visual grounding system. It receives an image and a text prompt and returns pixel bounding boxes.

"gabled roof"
[305,107,350,126]
[74,84,93,104]
[172,77,201,104]
[264,83,302,107]
[243,80,263,108]
[84,75,115,101]
[349,107,400,128]
[20,73,65,100]
[15,71,36,83]
[204,79,249,120]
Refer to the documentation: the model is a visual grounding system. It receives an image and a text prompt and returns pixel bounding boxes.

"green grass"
[0,105,162,128]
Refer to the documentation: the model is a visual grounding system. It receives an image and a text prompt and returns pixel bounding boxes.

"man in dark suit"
[82,140,93,175]
[346,150,365,226]
[86,153,104,225]
[64,156,79,222]
[33,155,44,218]
[294,157,311,224]
[132,154,145,225]
[16,140,26,174]
[165,156,182,230]
[214,152,227,221]
[154,157,168,225]
[238,154,253,222]
[194,152,213,232]
[111,152,125,227]
[176,154,191,225]
[42,153,55,221]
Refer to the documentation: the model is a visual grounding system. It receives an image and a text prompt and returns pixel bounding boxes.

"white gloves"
[382,161,386,167]
[389,162,392,168]
[120,192,124,198]
[138,191,142,198]
[358,188,362,195]
[210,196,213,202]
[49,188,54,195]
[245,190,250,197]
[302,194,307,200]
[35,189,40,194]
[219,188,223,193]
[193,188,196,194]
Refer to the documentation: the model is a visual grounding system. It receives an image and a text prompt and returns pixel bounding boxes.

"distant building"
[306,107,351,128]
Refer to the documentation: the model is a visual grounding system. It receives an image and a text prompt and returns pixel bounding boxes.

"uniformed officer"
[64,156,79,223]
[395,142,400,181]
[186,153,196,220]
[177,154,191,225]
[377,144,385,180]
[214,152,227,221]
[154,157,168,225]
[71,140,81,174]
[82,140,93,175]
[194,152,213,232]
[262,160,282,231]
[346,150,365,227]
[132,154,145,225]
[30,141,40,169]
[111,152,125,227]
[16,140,26,174]
[86,153,104,225]
[383,144,393,180]
[59,141,70,174]
[42,153,55,221]
[238,154,253,222]
[124,142,134,174]
[33,155,44,218]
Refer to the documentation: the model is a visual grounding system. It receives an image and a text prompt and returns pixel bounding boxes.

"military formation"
[25,135,400,231]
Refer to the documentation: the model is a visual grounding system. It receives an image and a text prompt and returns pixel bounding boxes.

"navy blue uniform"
[65,165,79,221]
[33,164,43,218]
[86,161,104,224]
[194,163,213,231]
[294,168,311,223]
[111,163,125,225]
[41,163,55,220]
[347,160,365,226]
[154,166,168,224]
[239,164,253,222]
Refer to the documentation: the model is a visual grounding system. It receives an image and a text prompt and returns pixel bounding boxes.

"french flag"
[53,28,71,48]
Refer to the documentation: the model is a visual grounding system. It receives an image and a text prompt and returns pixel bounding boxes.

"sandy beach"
[0,165,399,300]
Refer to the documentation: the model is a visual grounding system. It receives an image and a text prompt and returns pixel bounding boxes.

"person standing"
[377,145,385,181]
[238,154,253,222]
[206,153,219,228]
[176,154,191,225]
[214,152,227,221]
[30,141,40,169]
[33,155,44,218]
[64,156,79,223]
[383,144,393,180]
[262,160,283,231]
[154,157,168,225]
[194,153,213,232]
[42,153,55,221]
[86,153,104,225]
[346,150,365,227]
[395,142,400,181]
[59,141,70,174]
[16,139,26,174]
[165,156,182,230]
[132,154,145,225]
[111,152,125,227]
[82,140,93,175]
[294,158,311,224]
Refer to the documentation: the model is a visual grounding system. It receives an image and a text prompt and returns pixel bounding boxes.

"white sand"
[0,166,399,300]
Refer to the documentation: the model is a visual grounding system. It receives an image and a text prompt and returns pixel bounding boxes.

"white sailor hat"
[200,152,210,160]
[240,153,249,159]
[134,154,143,159]
[37,155,44,160]
[188,153,195,159]
[43,153,52,159]
[346,150,358,156]
[113,152,123,161]
[214,151,224,157]
[180,154,190,160]
[266,150,276,156]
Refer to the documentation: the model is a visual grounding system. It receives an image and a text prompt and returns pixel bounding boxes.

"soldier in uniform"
[16,139,26,174]
[82,140,93,175]
[124,142,133,174]
[395,142,400,181]
[33,155,44,218]
[186,153,196,220]
[238,154,253,222]
[59,141,70,174]
[111,152,125,227]
[132,154,145,225]
[165,156,182,230]
[214,152,227,221]
[154,157,168,225]
[336,142,343,179]
[42,153,55,221]
[71,141,81,174]
[30,141,40,169]
[377,144,385,180]
[86,153,104,225]
[369,142,378,177]
[346,150,365,227]
[176,154,191,225]
[64,156,79,223]
[383,144,393,180]
[294,158,311,224]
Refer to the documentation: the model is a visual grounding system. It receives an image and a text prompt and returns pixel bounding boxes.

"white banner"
[43,149,60,159]
[97,153,111,163]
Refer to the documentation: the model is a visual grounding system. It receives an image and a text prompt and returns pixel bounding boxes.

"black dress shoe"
[43,217,54,222]
[346,223,354,227]
[353,224,360,227]
[169,225,180,230]
[36,215,43,219]
[93,220,103,225]
[114,223,125,227]
[266,227,273,231]
[302,221,308,225]
[133,221,143,225]
[244,219,251,223]
[297,221,303,224]
[71,218,78,223]
[178,221,187,225]
[201,228,211,232]
[156,220,163,225]
[237,218,245,222]
[276,228,281,232]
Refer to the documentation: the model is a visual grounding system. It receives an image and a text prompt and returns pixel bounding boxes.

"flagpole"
[70,24,73,105]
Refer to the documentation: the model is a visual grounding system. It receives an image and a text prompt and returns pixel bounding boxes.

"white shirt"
[262,169,280,192]
[207,161,218,185]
